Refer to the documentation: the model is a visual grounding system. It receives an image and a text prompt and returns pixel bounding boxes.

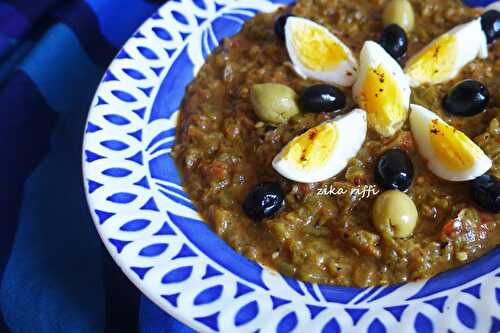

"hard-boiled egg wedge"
[285,17,358,87]
[405,18,488,87]
[410,104,492,181]
[272,109,367,183]
[352,41,411,137]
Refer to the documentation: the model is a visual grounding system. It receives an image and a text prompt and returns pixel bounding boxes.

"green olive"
[383,0,415,33]
[250,83,300,124]
[372,190,418,238]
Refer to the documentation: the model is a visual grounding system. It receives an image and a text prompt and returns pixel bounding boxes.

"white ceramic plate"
[83,1,500,332]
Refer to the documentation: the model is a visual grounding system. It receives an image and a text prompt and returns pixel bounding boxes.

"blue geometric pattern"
[83,0,500,331]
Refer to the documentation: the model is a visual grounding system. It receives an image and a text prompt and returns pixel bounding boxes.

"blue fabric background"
[0,0,496,332]
[0,0,194,332]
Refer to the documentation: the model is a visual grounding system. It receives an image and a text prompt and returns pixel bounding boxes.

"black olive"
[480,10,500,44]
[470,174,500,213]
[379,24,408,60]
[299,84,346,114]
[443,80,490,117]
[243,182,284,221]
[274,13,293,42]
[374,149,414,192]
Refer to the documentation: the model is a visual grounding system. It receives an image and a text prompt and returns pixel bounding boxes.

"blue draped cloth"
[0,0,495,332]
[0,0,194,331]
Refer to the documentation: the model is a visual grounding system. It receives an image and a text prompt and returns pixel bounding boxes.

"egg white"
[285,17,358,87]
[409,104,492,181]
[405,18,488,87]
[484,1,500,12]
[352,41,411,137]
[272,109,367,183]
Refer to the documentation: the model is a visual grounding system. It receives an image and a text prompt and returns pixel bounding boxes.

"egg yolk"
[291,24,348,71]
[359,65,407,137]
[282,123,338,170]
[429,119,483,171]
[405,34,458,85]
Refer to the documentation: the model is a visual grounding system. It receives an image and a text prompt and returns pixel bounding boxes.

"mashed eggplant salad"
[173,0,500,287]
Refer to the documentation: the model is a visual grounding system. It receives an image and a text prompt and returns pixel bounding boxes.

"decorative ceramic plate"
[82,0,500,332]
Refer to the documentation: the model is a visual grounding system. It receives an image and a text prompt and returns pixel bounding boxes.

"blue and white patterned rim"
[82,0,500,332]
